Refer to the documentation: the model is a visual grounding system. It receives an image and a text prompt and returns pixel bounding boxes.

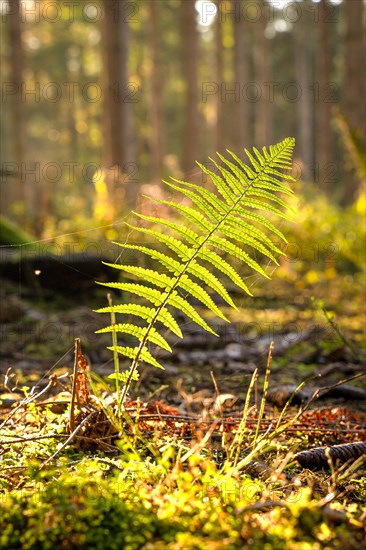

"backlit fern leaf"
[114,243,237,308]
[96,138,296,401]
[96,303,182,338]
[97,323,172,352]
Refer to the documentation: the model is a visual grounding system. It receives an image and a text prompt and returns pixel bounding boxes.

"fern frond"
[197,161,237,205]
[125,223,197,259]
[237,197,293,220]
[97,281,168,306]
[227,210,288,243]
[142,197,214,232]
[217,152,293,196]
[107,345,164,369]
[208,236,269,278]
[247,188,294,211]
[101,264,175,291]
[187,260,237,308]
[113,242,183,275]
[98,270,217,334]
[177,275,230,321]
[224,216,284,254]
[218,225,279,265]
[165,291,218,335]
[195,247,252,295]
[166,179,229,220]
[96,137,296,403]
[132,213,206,242]
[100,265,227,324]
[208,155,246,196]
[113,242,237,308]
[95,304,182,338]
[97,323,172,352]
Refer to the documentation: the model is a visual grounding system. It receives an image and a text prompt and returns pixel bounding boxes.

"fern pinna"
[96,138,296,403]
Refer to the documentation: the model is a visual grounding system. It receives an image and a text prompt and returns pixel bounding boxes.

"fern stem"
[107,293,122,416]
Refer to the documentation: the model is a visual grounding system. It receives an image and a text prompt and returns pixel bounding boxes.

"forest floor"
[0,268,365,549]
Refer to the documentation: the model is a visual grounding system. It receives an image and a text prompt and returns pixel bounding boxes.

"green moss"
[1,458,364,550]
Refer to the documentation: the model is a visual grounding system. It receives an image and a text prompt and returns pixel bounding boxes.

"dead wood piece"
[266,385,308,408]
[294,442,366,470]
[69,339,90,432]
[0,250,115,293]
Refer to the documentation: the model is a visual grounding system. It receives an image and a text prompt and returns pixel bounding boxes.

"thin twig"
[107,293,122,418]
[41,411,97,468]
[300,372,366,416]
[69,338,80,432]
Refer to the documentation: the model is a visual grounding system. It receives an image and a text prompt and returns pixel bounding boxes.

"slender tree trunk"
[344,0,366,139]
[148,1,165,181]
[102,0,121,173]
[255,0,271,146]
[7,0,26,215]
[316,0,333,194]
[294,4,313,181]
[215,0,224,153]
[181,0,200,177]
[343,0,365,202]
[119,3,135,177]
[102,0,136,210]
[233,0,249,151]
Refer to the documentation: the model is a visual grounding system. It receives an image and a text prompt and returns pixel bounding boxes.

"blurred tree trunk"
[102,0,136,210]
[215,0,224,153]
[343,0,365,202]
[294,3,313,181]
[233,0,249,151]
[316,0,333,194]
[181,0,199,177]
[7,0,26,215]
[255,0,271,146]
[148,1,165,181]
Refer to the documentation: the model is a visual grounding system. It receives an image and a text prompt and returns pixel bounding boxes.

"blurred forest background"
[0,0,365,400]
[0,0,365,242]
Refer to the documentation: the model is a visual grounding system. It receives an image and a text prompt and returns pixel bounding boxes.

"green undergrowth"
[1,403,365,550]
[1,449,365,550]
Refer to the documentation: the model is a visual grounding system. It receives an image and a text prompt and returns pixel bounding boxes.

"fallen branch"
[294,442,366,470]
